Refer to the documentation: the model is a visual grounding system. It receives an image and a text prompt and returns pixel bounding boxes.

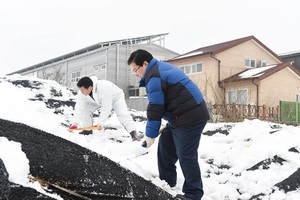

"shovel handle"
[68,125,102,132]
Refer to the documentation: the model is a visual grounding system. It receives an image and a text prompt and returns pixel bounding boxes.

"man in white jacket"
[69,76,140,141]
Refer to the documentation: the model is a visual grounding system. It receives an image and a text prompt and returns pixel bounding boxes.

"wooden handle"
[68,125,102,132]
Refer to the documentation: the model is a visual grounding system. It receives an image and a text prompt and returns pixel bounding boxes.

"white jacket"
[73,77,124,126]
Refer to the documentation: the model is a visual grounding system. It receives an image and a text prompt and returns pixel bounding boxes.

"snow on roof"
[172,51,204,60]
[239,65,276,78]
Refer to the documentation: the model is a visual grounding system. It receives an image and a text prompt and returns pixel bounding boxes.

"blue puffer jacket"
[140,58,210,138]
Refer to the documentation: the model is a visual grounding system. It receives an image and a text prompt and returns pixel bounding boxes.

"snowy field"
[0,75,300,200]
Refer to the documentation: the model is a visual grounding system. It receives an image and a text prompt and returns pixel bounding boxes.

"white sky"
[0,0,299,75]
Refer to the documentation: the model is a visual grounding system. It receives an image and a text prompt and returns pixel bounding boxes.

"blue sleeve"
[145,77,164,138]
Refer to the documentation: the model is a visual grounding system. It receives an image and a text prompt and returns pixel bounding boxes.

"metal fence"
[126,97,148,111]
[279,101,300,124]
[209,103,279,123]
[127,99,300,125]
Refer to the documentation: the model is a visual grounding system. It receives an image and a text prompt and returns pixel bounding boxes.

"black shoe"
[175,194,191,200]
[79,130,93,135]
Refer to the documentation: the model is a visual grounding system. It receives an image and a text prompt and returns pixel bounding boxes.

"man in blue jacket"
[127,49,210,200]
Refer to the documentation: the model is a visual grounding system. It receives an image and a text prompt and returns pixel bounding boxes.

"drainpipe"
[210,53,221,84]
[105,48,108,80]
[252,79,259,118]
[116,44,119,86]
[210,53,225,103]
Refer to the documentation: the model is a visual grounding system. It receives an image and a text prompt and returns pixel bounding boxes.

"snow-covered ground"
[0,75,300,200]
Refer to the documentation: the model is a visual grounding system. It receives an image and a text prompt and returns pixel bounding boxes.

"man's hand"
[159,122,169,134]
[95,124,102,130]
[141,136,155,148]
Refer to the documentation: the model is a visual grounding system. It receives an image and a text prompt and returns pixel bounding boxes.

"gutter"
[210,53,225,104]
[252,79,259,117]
[210,53,221,83]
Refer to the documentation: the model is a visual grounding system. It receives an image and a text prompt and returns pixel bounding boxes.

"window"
[237,89,248,104]
[227,90,236,104]
[297,94,300,102]
[192,63,202,73]
[94,64,106,72]
[245,59,256,67]
[185,65,191,74]
[180,63,203,74]
[71,71,81,83]
[227,89,248,105]
[101,64,106,70]
[94,66,99,72]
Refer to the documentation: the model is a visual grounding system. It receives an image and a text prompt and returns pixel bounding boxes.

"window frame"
[227,88,248,105]
[179,62,203,74]
[71,71,81,83]
[245,58,256,68]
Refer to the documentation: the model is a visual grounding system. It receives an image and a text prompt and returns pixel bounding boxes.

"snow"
[171,51,204,60]
[239,65,276,78]
[0,74,300,200]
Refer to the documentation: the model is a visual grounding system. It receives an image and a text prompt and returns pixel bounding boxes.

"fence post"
[262,105,266,120]
[247,104,251,118]
[277,106,279,122]
[296,102,299,123]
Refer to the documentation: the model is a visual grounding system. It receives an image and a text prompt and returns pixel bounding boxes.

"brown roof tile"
[220,62,300,85]
[169,35,285,62]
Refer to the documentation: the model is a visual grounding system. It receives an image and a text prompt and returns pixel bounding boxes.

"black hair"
[77,77,93,89]
[127,49,153,66]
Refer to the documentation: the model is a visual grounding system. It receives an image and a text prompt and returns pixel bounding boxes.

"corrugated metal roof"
[8,33,169,75]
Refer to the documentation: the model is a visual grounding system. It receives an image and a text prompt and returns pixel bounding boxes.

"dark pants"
[158,122,206,200]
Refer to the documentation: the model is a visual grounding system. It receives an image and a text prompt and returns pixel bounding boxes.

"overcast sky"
[0,0,299,75]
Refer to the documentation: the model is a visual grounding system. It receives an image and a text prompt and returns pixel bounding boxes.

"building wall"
[216,40,282,80]
[168,39,284,105]
[259,67,300,107]
[280,52,300,72]
[168,55,221,104]
[223,81,258,105]
[36,49,108,89]
[27,43,179,100]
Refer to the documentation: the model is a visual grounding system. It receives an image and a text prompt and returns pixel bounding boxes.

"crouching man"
[69,76,140,141]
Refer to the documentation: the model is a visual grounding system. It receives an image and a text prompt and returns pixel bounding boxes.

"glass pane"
[192,64,196,73]
[197,63,202,72]
[192,64,202,73]
[228,91,236,104]
[237,90,247,105]
[245,59,250,67]
[251,60,256,67]
[185,66,191,74]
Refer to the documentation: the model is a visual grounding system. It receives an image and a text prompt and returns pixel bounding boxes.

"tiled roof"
[169,35,284,62]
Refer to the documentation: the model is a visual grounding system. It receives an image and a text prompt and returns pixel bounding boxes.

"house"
[167,35,300,107]
[220,62,300,107]
[8,33,179,99]
[279,50,300,72]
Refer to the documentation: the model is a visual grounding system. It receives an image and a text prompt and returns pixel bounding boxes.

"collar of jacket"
[139,58,158,87]
[90,76,99,103]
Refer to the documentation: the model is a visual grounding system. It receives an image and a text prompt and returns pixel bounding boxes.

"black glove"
[130,131,141,141]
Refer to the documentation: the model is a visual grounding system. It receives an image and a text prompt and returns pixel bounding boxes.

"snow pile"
[0,75,300,199]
